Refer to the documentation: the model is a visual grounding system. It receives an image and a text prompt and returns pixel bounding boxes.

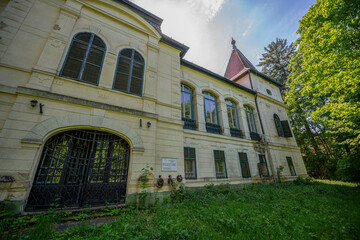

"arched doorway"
[26,130,130,210]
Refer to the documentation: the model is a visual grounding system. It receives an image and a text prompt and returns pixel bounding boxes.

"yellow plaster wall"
[0,0,306,209]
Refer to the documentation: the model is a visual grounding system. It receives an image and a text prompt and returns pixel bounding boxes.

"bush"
[293,176,313,185]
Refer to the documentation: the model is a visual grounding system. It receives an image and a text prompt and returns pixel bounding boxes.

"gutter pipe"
[249,74,277,183]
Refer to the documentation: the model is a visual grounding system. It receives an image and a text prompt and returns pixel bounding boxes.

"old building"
[0,0,306,212]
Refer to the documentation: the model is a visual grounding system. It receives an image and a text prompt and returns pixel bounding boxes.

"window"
[227,100,243,138]
[204,92,221,134]
[61,33,106,85]
[245,106,260,141]
[273,114,293,138]
[214,150,227,178]
[286,157,296,176]
[226,100,238,128]
[274,114,284,137]
[181,84,195,130]
[113,49,145,96]
[239,152,251,178]
[258,154,269,177]
[281,120,293,138]
[245,106,257,133]
[266,89,272,95]
[184,147,197,179]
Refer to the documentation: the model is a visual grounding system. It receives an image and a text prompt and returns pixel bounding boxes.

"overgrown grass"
[2,179,360,239]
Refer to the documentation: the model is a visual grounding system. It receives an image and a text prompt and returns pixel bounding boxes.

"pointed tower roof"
[224,38,282,87]
[224,38,256,80]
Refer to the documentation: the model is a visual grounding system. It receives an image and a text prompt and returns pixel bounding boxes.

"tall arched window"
[181,84,195,129]
[226,100,242,138]
[226,100,238,128]
[204,92,221,134]
[245,105,260,141]
[274,114,284,136]
[61,33,106,85]
[113,49,145,96]
[245,105,257,133]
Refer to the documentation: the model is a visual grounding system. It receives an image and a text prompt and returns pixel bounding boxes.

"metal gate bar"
[26,130,130,210]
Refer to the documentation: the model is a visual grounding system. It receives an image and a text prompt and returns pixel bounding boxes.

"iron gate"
[26,130,130,210]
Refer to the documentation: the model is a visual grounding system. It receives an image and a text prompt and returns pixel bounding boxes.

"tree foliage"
[257,38,295,94]
[286,0,360,181]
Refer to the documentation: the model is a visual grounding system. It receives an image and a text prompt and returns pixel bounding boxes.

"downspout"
[249,73,277,183]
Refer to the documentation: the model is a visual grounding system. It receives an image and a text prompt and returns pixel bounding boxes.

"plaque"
[162,158,177,171]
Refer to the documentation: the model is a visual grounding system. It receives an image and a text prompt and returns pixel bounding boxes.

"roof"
[180,59,256,95]
[224,39,282,87]
[114,0,189,58]
[160,34,189,58]
[113,0,163,31]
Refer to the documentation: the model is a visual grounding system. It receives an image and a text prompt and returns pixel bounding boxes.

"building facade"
[0,0,306,212]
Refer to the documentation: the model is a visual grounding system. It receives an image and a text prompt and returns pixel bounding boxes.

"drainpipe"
[249,74,277,183]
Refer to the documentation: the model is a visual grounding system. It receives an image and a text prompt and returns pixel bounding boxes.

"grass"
[2,179,360,239]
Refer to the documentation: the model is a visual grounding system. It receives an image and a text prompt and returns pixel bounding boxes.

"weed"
[138,164,153,208]
[277,165,284,182]
[3,180,360,240]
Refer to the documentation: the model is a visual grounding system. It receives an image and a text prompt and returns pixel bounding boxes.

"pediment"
[79,0,161,39]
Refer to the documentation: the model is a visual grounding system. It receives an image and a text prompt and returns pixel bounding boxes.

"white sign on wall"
[162,158,177,171]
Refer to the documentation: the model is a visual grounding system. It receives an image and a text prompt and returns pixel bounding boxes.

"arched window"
[181,84,195,129]
[113,49,145,96]
[226,100,239,129]
[226,100,243,138]
[61,33,106,85]
[204,92,218,124]
[203,92,221,134]
[274,114,284,136]
[245,105,257,133]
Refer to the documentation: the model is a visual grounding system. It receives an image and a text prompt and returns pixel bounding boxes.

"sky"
[131,0,315,75]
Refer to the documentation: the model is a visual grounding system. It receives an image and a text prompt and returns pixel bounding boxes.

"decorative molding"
[22,114,145,151]
[16,86,158,119]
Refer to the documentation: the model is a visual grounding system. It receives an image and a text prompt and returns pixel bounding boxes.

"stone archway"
[21,114,144,151]
[26,129,131,210]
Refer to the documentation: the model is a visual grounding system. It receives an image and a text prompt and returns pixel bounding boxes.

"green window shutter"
[281,120,293,137]
[184,147,197,179]
[214,150,227,178]
[239,152,251,178]
[286,156,296,176]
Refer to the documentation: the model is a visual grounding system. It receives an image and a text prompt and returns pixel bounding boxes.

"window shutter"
[281,120,293,137]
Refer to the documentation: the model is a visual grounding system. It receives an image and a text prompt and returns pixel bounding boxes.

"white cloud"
[185,0,226,21]
[130,0,230,75]
[242,22,253,37]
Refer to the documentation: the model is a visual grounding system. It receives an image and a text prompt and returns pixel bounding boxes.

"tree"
[257,38,295,95]
[286,0,360,181]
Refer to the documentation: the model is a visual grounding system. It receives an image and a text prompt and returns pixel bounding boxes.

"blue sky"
[131,0,315,75]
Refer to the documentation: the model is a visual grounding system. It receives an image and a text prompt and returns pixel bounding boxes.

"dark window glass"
[113,49,144,96]
[274,114,284,137]
[286,157,296,176]
[239,152,251,178]
[184,147,196,179]
[281,120,293,138]
[258,154,270,177]
[114,73,129,91]
[214,150,227,178]
[245,106,257,133]
[61,33,105,85]
[92,36,105,49]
